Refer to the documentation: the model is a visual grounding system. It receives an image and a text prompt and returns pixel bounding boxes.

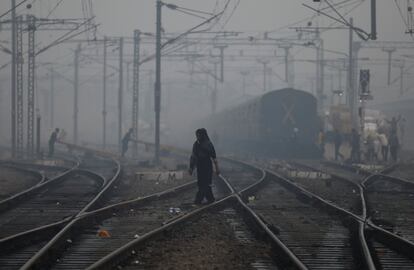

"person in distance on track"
[48,128,59,157]
[333,128,342,161]
[121,128,134,157]
[350,128,360,163]
[189,128,220,205]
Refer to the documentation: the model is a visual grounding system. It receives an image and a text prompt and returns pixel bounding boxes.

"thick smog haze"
[1,0,414,149]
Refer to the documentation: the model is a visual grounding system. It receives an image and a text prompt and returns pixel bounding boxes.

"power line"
[46,0,65,18]
[394,0,414,38]
[0,0,29,20]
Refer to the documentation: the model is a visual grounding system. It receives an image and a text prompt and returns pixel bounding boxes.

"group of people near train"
[319,114,405,163]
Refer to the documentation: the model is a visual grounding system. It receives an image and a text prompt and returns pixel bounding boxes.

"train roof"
[210,88,316,117]
[262,88,316,100]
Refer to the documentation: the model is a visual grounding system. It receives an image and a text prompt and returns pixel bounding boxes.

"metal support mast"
[11,0,17,157]
[118,37,124,152]
[279,44,292,85]
[382,47,396,85]
[371,0,377,40]
[16,15,24,156]
[102,36,107,149]
[347,18,355,127]
[212,61,218,113]
[215,45,227,82]
[132,30,141,158]
[257,59,269,92]
[50,66,55,128]
[318,38,325,112]
[27,15,36,155]
[73,44,81,144]
[154,0,162,163]
[240,71,249,97]
[398,61,405,96]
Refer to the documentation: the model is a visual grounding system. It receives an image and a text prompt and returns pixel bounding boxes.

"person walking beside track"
[377,132,389,162]
[121,128,134,157]
[48,128,59,157]
[350,128,360,163]
[189,128,220,205]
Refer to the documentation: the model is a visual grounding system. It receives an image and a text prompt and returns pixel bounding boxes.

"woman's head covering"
[196,128,210,142]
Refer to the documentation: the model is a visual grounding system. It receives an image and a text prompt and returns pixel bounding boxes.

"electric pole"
[16,15,24,157]
[382,47,396,85]
[102,36,107,149]
[73,44,81,145]
[257,59,269,92]
[212,61,218,113]
[240,71,249,97]
[278,44,292,85]
[347,18,355,127]
[398,61,405,96]
[50,66,55,128]
[371,0,377,40]
[118,37,124,152]
[155,0,162,164]
[132,30,141,158]
[317,36,325,113]
[27,15,36,155]
[11,0,17,158]
[215,45,227,82]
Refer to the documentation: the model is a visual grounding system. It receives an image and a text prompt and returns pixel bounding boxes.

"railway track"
[387,162,414,182]
[0,164,43,201]
[365,230,414,270]
[98,160,192,208]
[243,169,368,269]
[288,159,414,269]
[0,150,121,270]
[103,203,281,270]
[3,148,414,269]
[18,158,263,269]
[0,170,104,240]
[267,160,363,216]
[364,174,414,244]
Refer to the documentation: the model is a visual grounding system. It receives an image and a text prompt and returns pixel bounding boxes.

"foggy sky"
[1,0,414,146]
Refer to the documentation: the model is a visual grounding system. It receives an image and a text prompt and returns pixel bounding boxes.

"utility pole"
[240,71,249,97]
[371,0,377,40]
[102,36,107,149]
[118,37,124,152]
[132,30,141,158]
[382,47,396,85]
[212,61,218,114]
[257,59,269,92]
[318,38,325,113]
[73,44,81,145]
[50,66,55,128]
[154,0,162,164]
[347,18,355,127]
[278,44,292,85]
[16,15,24,157]
[11,0,17,158]
[36,114,41,155]
[215,45,227,82]
[27,15,36,155]
[398,61,405,96]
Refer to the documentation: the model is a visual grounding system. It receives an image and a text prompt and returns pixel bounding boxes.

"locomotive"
[205,88,320,158]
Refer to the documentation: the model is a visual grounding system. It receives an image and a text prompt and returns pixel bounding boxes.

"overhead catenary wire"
[394,0,414,37]
[0,0,29,20]
[46,0,65,18]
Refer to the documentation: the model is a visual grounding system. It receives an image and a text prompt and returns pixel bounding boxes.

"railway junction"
[2,1,414,269]
[0,142,414,270]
